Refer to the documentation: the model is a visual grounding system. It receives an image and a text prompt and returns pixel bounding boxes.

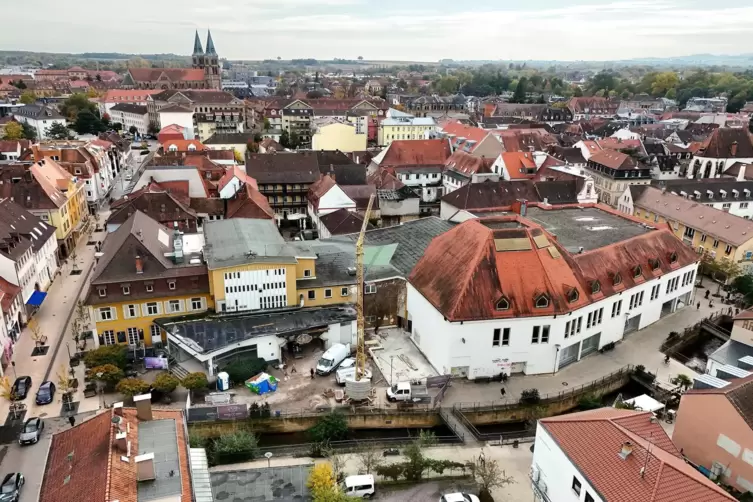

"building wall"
[159,111,194,133]
[531,425,605,502]
[674,393,753,492]
[406,261,697,378]
[299,285,354,308]
[312,123,367,153]
[13,115,66,140]
[209,263,297,312]
[731,319,753,346]
[91,293,212,346]
[206,141,246,159]
[379,123,436,146]
[689,157,753,179]
[111,111,148,135]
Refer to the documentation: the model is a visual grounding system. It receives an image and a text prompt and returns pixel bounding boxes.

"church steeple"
[205,30,217,56]
[192,30,204,56]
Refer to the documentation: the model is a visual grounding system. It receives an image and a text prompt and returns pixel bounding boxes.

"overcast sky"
[3,0,753,61]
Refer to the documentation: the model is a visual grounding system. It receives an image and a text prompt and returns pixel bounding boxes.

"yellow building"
[311,118,367,154]
[203,218,355,313]
[378,112,437,146]
[85,211,212,347]
[623,185,753,274]
[20,158,87,258]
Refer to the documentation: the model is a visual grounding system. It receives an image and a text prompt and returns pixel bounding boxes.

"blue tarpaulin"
[26,291,47,307]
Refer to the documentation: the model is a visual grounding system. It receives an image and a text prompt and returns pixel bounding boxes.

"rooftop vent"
[619,441,633,460]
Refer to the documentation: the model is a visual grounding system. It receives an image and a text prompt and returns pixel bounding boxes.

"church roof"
[193,30,204,55]
[206,30,217,56]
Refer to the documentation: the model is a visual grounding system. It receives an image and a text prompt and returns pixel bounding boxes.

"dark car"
[35,381,55,405]
[18,418,43,446]
[10,377,31,401]
[0,473,24,502]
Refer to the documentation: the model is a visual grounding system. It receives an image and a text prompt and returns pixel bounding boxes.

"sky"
[3,0,753,61]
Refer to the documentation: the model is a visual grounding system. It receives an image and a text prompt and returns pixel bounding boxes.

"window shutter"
[178,299,185,312]
[123,305,130,319]
[98,334,104,346]
[138,329,144,340]
[111,308,117,321]
[141,303,150,317]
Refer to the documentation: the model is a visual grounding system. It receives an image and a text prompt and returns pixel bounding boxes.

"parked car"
[18,418,43,445]
[0,473,24,502]
[35,381,55,405]
[343,474,375,498]
[440,494,480,502]
[316,343,351,375]
[10,377,31,401]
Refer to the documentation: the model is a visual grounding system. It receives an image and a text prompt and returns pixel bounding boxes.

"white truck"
[386,381,431,403]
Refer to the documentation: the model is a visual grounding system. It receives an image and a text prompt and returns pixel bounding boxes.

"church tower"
[191,30,204,69]
[204,30,221,90]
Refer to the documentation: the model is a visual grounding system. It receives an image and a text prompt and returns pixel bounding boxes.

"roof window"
[590,281,601,294]
[567,288,579,303]
[495,297,510,311]
[612,272,622,286]
[669,252,678,264]
[534,294,549,309]
[633,265,642,278]
[649,258,660,271]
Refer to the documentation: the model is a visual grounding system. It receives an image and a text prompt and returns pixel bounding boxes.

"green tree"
[21,122,36,141]
[511,77,528,103]
[650,72,680,96]
[212,430,259,464]
[73,110,106,135]
[222,358,267,384]
[19,91,36,105]
[262,118,271,130]
[116,377,151,398]
[84,345,128,369]
[309,412,348,444]
[671,374,693,391]
[60,93,96,121]
[112,122,123,131]
[573,86,583,97]
[181,372,208,391]
[87,364,125,385]
[403,431,436,481]
[147,122,159,135]
[289,131,300,149]
[128,125,138,135]
[45,122,74,140]
[153,372,180,393]
[665,88,677,100]
[2,122,24,140]
[732,274,753,304]
[279,129,290,148]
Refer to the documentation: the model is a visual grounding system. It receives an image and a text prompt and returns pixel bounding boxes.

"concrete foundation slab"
[370,328,438,386]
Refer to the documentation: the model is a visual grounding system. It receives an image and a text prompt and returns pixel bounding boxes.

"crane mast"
[355,194,375,381]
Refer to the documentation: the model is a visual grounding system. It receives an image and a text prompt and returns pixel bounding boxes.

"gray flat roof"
[211,465,313,501]
[137,419,182,502]
[203,219,314,269]
[157,305,357,354]
[525,206,652,252]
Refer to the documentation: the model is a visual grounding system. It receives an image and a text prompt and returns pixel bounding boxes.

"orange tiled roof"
[500,152,537,180]
[379,139,452,167]
[445,150,494,176]
[102,89,161,102]
[441,121,490,150]
[163,139,206,151]
[127,68,205,83]
[540,409,735,502]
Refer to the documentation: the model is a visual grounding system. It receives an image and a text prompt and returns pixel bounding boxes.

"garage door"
[558,342,580,370]
[581,333,601,358]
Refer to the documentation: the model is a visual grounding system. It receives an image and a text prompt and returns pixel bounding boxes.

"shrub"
[478,488,495,502]
[375,463,404,482]
[87,364,124,385]
[307,463,348,501]
[182,372,209,391]
[213,430,258,459]
[309,411,349,444]
[222,358,268,384]
[115,377,151,398]
[577,394,602,410]
[189,432,209,448]
[520,388,541,405]
[153,372,180,393]
[84,345,128,369]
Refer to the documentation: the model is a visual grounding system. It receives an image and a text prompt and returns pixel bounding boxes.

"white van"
[316,343,350,375]
[343,474,375,498]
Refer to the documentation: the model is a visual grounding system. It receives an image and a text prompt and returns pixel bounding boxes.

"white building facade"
[109,104,149,136]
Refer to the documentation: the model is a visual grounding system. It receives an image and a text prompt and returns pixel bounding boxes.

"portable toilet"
[217,371,230,391]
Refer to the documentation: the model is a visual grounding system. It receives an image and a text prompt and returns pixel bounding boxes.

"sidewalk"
[1,212,108,420]
[444,284,730,407]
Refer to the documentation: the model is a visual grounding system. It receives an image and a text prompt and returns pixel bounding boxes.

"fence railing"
[186,404,439,423]
[452,364,634,412]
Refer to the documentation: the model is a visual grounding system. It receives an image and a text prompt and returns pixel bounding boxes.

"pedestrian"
[709,301,714,309]
[705,290,710,299]
[697,302,701,310]
[68,415,75,427]
[291,365,297,374]
[500,387,506,397]
[310,368,315,379]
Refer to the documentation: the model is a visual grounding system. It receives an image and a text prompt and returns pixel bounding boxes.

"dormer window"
[535,294,549,309]
[567,288,579,303]
[122,285,130,295]
[168,280,176,290]
[591,281,601,294]
[98,287,107,297]
[649,258,660,271]
[633,266,642,278]
[669,252,678,264]
[612,273,622,286]
[495,297,510,311]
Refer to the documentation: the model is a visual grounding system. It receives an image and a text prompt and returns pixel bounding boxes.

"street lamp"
[390,355,394,386]
[265,452,273,468]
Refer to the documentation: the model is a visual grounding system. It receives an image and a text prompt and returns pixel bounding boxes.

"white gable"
[317,184,356,215]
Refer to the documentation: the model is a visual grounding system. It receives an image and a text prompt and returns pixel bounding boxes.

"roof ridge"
[447,221,494,319]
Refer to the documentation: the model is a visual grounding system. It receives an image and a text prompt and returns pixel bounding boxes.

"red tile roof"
[308,175,337,211]
[492,129,558,152]
[163,139,206,151]
[102,89,161,102]
[0,277,21,313]
[597,138,645,153]
[540,409,734,502]
[127,68,206,83]
[368,170,404,189]
[158,124,185,135]
[568,96,618,115]
[319,208,371,235]
[441,122,490,151]
[379,139,452,167]
[589,149,638,170]
[445,150,494,176]
[700,128,753,158]
[217,165,258,193]
[500,152,537,180]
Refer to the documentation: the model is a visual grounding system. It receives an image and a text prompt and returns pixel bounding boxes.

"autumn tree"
[19,91,36,105]
[651,72,680,97]
[469,453,515,500]
[116,377,151,398]
[307,463,348,502]
[181,372,208,392]
[355,444,383,474]
[28,318,45,347]
[153,372,180,394]
[87,364,125,385]
[57,365,75,410]
[2,122,24,140]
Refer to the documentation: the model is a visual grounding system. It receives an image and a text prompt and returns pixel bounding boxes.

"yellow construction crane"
[355,193,375,381]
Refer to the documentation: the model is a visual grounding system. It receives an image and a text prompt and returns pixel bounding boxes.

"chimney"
[731,141,738,157]
[134,393,152,421]
[115,431,128,452]
[619,441,633,460]
[135,453,156,481]
[135,255,143,274]
[113,401,124,416]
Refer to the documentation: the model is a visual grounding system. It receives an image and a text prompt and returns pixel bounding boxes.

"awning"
[26,291,48,307]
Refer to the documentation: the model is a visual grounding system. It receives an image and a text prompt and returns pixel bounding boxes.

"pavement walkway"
[443,285,731,407]
[1,211,108,421]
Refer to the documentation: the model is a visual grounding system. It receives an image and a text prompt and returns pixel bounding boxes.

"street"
[108,141,158,201]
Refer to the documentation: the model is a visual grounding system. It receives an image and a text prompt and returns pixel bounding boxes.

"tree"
[212,430,259,464]
[28,318,45,347]
[128,125,139,135]
[57,365,75,411]
[222,358,267,384]
[651,72,680,97]
[21,122,36,141]
[665,88,677,100]
[247,140,260,154]
[60,93,96,121]
[112,122,123,132]
[732,274,753,304]
[263,118,271,130]
[253,132,263,143]
[309,411,348,444]
[87,364,125,385]
[2,122,24,140]
[403,431,436,481]
[358,56,363,60]
[19,91,36,105]
[289,131,300,149]
[279,129,290,148]
[233,149,243,163]
[708,257,742,294]
[181,372,208,391]
[307,90,324,99]
[0,376,22,419]
[73,110,106,135]
[153,372,180,393]
[307,463,348,502]
[511,77,528,103]
[45,122,74,140]
[147,122,159,135]
[116,377,151,398]
[671,374,693,391]
[469,453,515,498]
[573,86,583,97]
[84,344,128,369]
[355,444,383,474]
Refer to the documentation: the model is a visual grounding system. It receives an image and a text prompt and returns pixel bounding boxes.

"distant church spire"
[205,30,217,56]
[193,30,204,55]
